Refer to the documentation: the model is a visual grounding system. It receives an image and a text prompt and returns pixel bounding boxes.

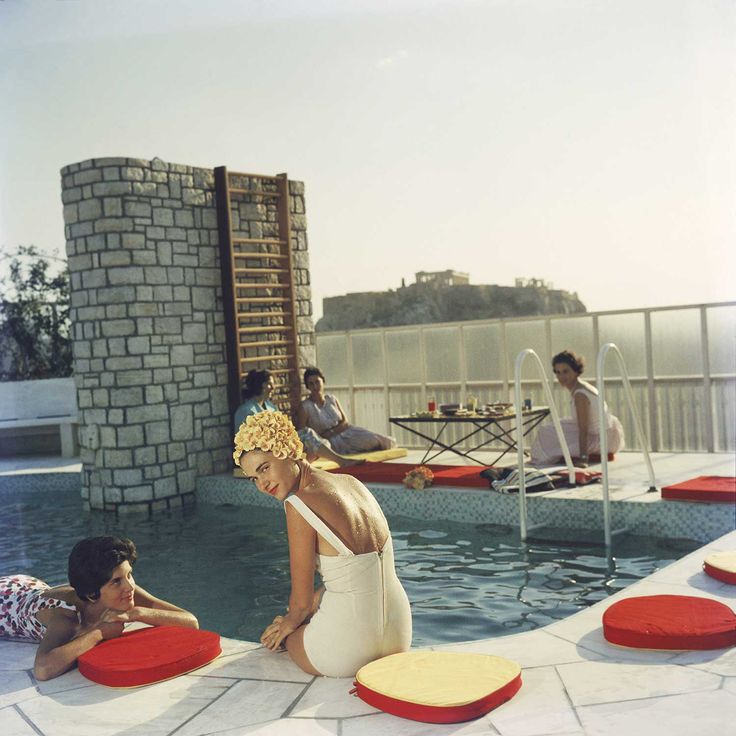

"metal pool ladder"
[597,342,657,547]
[513,345,658,548]
[513,349,576,542]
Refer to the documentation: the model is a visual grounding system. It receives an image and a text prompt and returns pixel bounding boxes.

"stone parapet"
[61,157,315,512]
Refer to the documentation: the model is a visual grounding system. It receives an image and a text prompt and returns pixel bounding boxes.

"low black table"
[389,408,550,466]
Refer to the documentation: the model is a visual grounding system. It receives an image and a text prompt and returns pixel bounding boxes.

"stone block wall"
[60,157,315,512]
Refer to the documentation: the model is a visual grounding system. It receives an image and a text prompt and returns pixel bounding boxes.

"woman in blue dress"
[234,369,362,468]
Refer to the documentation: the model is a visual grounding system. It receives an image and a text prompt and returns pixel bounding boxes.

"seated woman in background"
[295,367,396,455]
[531,350,625,467]
[234,369,362,468]
[0,536,198,680]
[235,412,411,677]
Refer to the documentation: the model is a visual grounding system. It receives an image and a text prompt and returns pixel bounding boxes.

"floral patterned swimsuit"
[0,575,78,641]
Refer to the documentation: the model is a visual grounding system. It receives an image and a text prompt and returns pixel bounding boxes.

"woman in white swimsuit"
[0,536,198,680]
[235,411,412,677]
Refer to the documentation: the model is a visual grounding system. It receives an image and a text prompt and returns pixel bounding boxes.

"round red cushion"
[78,626,221,687]
[603,595,736,650]
[355,651,522,723]
[703,552,736,585]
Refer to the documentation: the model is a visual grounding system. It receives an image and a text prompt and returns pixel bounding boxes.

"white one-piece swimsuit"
[284,495,412,678]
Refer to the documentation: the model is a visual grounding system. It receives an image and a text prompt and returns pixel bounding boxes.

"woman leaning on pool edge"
[0,536,198,680]
[234,411,412,678]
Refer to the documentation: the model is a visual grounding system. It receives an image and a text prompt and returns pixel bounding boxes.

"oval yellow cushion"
[704,551,736,584]
[355,651,522,722]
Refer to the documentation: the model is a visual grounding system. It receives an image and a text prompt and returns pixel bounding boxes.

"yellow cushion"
[232,447,408,477]
[704,551,736,584]
[312,447,408,471]
[355,651,522,723]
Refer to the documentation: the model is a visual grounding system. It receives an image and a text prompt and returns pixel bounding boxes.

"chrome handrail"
[514,349,576,541]
[597,343,657,547]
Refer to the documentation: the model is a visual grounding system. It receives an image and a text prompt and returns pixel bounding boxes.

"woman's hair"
[242,369,272,400]
[233,411,304,466]
[303,366,325,387]
[552,350,585,375]
[68,536,138,601]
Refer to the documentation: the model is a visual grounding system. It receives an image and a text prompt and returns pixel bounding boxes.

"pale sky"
[1,0,734,320]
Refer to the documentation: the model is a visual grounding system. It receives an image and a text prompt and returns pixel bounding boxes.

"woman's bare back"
[298,467,388,556]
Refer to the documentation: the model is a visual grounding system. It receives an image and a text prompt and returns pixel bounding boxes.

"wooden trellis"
[214,167,301,417]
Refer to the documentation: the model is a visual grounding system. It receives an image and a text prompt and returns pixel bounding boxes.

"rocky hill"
[316,282,586,332]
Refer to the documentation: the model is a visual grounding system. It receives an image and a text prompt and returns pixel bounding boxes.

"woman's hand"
[89,608,128,638]
[97,620,125,639]
[323,419,348,439]
[260,615,296,651]
[100,606,136,624]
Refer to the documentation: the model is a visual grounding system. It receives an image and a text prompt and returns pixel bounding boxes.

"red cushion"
[603,595,736,650]
[78,626,221,687]
[332,463,488,488]
[661,476,736,503]
[703,552,736,585]
[355,651,522,724]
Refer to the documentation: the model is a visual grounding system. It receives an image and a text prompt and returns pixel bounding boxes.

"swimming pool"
[1,485,699,647]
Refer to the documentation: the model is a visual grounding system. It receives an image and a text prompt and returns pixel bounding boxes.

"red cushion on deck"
[332,462,489,488]
[78,626,221,687]
[704,552,736,585]
[603,595,736,650]
[661,476,736,503]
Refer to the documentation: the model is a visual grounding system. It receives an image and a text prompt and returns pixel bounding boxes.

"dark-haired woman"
[0,536,197,680]
[234,369,362,468]
[296,367,396,455]
[530,350,625,466]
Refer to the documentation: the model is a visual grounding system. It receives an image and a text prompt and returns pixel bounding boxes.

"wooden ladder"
[214,167,302,418]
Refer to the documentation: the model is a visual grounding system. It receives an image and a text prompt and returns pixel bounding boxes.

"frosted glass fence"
[315,302,736,454]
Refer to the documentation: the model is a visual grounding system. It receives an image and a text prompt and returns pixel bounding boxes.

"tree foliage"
[0,246,72,381]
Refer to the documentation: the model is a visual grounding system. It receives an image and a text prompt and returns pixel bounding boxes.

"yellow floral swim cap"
[233,411,304,466]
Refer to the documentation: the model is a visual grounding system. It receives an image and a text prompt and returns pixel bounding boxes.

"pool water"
[0,485,699,647]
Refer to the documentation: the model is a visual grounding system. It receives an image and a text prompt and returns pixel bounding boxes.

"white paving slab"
[435,628,606,668]
[288,675,380,718]
[17,675,232,736]
[671,645,736,675]
[576,690,736,736]
[35,666,97,695]
[0,642,36,671]
[488,667,580,736]
[342,711,500,735]
[0,671,36,709]
[557,660,721,706]
[203,718,340,735]
[175,679,308,736]
[190,646,313,682]
[0,707,39,736]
